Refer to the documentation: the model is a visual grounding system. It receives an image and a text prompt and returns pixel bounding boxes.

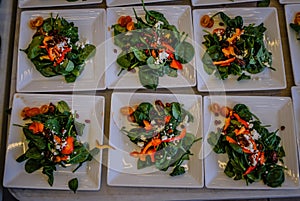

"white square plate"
[3,93,105,190]
[193,8,286,92]
[292,86,300,160]
[107,92,203,188]
[280,0,300,4]
[17,9,106,92]
[203,96,299,189]
[285,4,300,86]
[192,0,260,6]
[18,0,103,8]
[106,6,196,89]
[106,0,176,7]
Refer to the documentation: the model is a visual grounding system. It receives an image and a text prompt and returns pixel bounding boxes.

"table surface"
[3,0,300,200]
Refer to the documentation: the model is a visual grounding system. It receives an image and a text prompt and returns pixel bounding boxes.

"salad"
[15,101,99,192]
[120,100,200,176]
[200,12,274,81]
[111,0,194,89]
[22,14,96,83]
[207,103,285,187]
[290,12,300,40]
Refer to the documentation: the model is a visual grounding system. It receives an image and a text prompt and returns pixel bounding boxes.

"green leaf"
[170,165,185,176]
[257,0,270,7]
[42,166,55,186]
[65,60,75,72]
[44,118,61,134]
[147,56,163,70]
[237,73,251,81]
[24,36,44,59]
[138,67,159,89]
[131,47,147,62]
[68,178,78,193]
[68,146,90,164]
[137,156,153,169]
[74,121,85,136]
[23,128,47,150]
[116,52,135,70]
[78,44,96,62]
[25,159,42,173]
[57,100,70,113]
[171,102,181,120]
[264,166,285,187]
[175,41,195,64]
[25,147,44,160]
[16,153,28,163]
[290,23,300,33]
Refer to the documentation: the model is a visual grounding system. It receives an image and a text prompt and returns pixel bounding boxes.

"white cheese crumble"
[154,21,164,30]
[251,129,261,141]
[137,141,145,148]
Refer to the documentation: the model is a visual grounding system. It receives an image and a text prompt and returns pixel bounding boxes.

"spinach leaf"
[263,166,285,187]
[138,67,159,89]
[25,159,42,173]
[68,178,78,193]
[77,44,96,64]
[131,47,147,62]
[23,36,44,59]
[43,166,55,186]
[175,41,195,64]
[25,147,44,160]
[57,100,70,113]
[170,165,185,176]
[171,102,181,120]
[23,128,47,150]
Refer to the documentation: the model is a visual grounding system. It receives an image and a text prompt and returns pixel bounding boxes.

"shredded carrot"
[233,113,248,128]
[161,42,175,52]
[151,49,157,58]
[170,59,183,70]
[213,57,235,66]
[225,136,237,144]
[227,28,244,44]
[222,46,236,58]
[164,115,172,124]
[223,117,231,131]
[143,120,152,131]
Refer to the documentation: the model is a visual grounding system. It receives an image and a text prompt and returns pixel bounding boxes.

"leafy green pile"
[121,100,200,176]
[111,1,194,89]
[202,12,274,81]
[22,14,96,83]
[15,101,99,192]
[208,103,285,187]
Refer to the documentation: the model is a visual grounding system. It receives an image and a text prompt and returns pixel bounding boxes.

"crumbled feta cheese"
[166,156,171,160]
[154,21,164,29]
[161,135,168,141]
[251,129,261,140]
[140,135,146,141]
[137,141,145,148]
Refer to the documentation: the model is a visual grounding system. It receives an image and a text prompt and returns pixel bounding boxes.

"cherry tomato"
[61,137,74,155]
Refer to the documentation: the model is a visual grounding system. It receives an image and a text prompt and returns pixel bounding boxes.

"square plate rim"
[107,92,203,188]
[105,5,196,89]
[202,95,299,189]
[3,93,105,190]
[17,8,106,92]
[193,7,286,92]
